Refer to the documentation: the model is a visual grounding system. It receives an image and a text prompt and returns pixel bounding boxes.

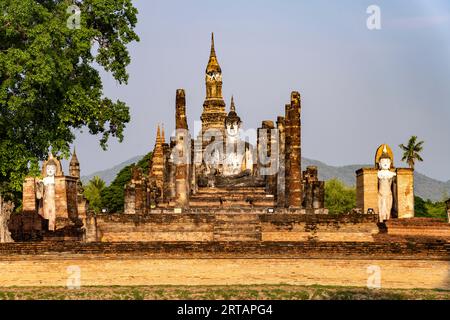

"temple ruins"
[124,33,326,214]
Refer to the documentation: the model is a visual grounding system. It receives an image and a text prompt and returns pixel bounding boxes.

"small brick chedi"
[124,34,326,213]
[446,199,450,223]
[356,144,414,220]
[22,151,87,231]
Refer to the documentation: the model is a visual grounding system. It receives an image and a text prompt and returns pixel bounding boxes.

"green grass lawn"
[0,285,449,300]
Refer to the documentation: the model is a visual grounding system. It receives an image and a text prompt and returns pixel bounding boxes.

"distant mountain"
[82,155,450,202]
[301,158,365,187]
[302,158,450,202]
[81,155,143,186]
[414,172,450,202]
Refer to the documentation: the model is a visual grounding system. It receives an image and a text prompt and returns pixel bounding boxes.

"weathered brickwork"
[0,240,448,258]
[384,218,450,238]
[286,92,302,207]
[302,166,325,209]
[447,199,450,223]
[356,168,378,214]
[82,213,450,243]
[84,213,379,243]
[396,168,414,218]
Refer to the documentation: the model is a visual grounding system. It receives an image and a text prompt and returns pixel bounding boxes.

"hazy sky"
[69,0,450,181]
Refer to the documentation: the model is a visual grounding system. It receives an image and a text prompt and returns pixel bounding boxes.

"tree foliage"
[136,152,152,172]
[100,152,152,213]
[414,196,427,216]
[414,195,447,220]
[324,179,356,214]
[399,136,424,170]
[100,163,132,213]
[0,0,139,195]
[83,176,105,214]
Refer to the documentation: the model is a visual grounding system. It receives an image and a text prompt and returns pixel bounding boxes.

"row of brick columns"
[258,91,303,208]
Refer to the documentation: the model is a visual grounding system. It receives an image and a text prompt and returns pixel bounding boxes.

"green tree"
[414,196,427,216]
[0,0,139,203]
[100,152,152,213]
[399,136,424,169]
[414,195,447,219]
[83,176,105,214]
[100,164,133,213]
[324,179,356,214]
[136,152,152,172]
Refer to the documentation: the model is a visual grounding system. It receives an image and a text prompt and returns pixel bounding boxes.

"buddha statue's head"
[378,146,393,170]
[226,120,240,138]
[225,96,241,139]
[375,144,394,170]
[379,155,392,170]
[41,152,63,178]
[46,161,57,177]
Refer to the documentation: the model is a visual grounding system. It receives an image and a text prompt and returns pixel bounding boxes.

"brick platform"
[0,241,448,260]
[84,213,378,242]
[384,218,450,240]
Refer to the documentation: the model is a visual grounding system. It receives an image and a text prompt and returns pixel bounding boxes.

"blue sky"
[71,0,450,181]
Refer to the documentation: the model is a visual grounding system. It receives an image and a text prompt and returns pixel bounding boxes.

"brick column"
[287,92,302,208]
[284,104,291,207]
[356,168,378,214]
[124,183,136,215]
[276,116,286,208]
[446,199,450,223]
[124,167,146,215]
[175,89,190,209]
[22,177,37,213]
[396,168,414,218]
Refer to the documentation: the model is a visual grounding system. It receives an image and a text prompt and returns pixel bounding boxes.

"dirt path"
[0,255,448,290]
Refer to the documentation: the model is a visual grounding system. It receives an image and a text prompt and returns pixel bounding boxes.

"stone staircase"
[188,186,275,209]
[213,214,262,241]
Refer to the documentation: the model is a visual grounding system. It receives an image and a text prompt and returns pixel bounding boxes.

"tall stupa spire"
[156,124,162,145]
[201,32,226,135]
[210,32,216,57]
[206,32,221,74]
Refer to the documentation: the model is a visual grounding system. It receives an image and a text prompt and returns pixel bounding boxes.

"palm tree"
[399,136,424,170]
[84,176,106,213]
[90,176,106,190]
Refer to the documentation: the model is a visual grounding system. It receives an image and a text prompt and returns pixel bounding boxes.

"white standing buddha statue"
[36,153,59,231]
[377,145,396,222]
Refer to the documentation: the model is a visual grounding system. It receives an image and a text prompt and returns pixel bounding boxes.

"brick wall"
[0,240,448,259]
[396,168,414,218]
[260,214,379,242]
[84,213,380,242]
[86,214,216,242]
[356,168,378,214]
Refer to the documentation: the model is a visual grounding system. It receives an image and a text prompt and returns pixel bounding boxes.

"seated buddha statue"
[223,96,254,177]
